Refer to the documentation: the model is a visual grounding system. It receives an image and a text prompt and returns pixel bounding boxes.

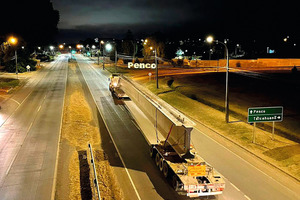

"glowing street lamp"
[8,36,18,45]
[105,43,112,51]
[105,43,117,72]
[8,36,18,78]
[206,36,213,43]
[206,35,230,123]
[59,44,64,49]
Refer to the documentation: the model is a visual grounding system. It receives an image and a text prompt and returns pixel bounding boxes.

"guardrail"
[88,143,101,200]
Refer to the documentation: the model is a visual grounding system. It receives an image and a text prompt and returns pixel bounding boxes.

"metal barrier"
[88,143,101,200]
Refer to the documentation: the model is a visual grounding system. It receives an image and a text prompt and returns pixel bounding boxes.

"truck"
[109,74,129,99]
[109,75,225,197]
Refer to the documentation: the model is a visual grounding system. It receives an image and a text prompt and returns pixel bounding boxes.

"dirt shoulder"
[55,61,123,200]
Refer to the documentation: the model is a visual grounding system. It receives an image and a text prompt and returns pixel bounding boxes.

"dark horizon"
[52,0,300,44]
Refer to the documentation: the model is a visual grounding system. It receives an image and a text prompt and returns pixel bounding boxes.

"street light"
[150,46,159,89]
[105,43,117,72]
[206,35,230,123]
[8,36,18,78]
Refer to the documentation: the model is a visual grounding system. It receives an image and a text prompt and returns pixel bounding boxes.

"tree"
[0,0,60,46]
[121,30,138,62]
[143,37,165,60]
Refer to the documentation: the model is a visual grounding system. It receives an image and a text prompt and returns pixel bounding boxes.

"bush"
[4,58,37,73]
[177,59,183,66]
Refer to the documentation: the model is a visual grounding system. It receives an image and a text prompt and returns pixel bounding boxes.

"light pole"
[150,46,159,89]
[104,43,117,72]
[206,36,230,123]
[104,43,113,71]
[8,36,18,79]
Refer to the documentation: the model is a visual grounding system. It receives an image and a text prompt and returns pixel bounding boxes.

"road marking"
[37,105,42,112]
[77,56,142,200]
[27,122,33,133]
[6,150,19,175]
[119,105,124,111]
[10,98,21,106]
[230,182,240,192]
[244,195,251,200]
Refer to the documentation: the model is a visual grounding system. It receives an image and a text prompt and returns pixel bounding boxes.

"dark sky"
[52,0,300,43]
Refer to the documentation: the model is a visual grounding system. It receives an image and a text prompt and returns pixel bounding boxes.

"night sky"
[52,0,300,43]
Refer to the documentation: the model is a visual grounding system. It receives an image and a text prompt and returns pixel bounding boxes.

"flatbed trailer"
[150,142,225,197]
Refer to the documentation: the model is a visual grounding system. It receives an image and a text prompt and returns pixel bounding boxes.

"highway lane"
[76,54,190,200]
[0,55,68,200]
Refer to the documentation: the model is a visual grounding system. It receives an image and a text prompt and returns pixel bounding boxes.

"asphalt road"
[76,54,191,200]
[77,54,300,200]
[0,55,68,200]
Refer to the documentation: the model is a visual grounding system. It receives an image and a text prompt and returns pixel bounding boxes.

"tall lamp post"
[105,43,117,72]
[8,36,18,79]
[206,36,230,123]
[150,46,158,89]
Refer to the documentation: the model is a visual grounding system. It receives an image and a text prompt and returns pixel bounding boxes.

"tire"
[162,162,169,178]
[155,153,161,167]
[150,147,155,158]
[172,175,180,191]
[159,158,164,171]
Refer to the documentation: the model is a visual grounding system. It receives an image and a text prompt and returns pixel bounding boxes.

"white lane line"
[119,105,125,111]
[230,182,240,192]
[77,56,142,200]
[27,122,33,133]
[37,105,42,112]
[244,194,251,200]
[10,98,21,106]
[5,151,18,175]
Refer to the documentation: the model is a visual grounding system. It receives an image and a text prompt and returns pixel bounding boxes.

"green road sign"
[248,106,283,123]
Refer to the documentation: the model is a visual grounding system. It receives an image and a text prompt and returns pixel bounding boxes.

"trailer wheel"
[150,147,155,158]
[162,162,169,178]
[155,153,161,167]
[172,175,180,191]
[159,158,164,171]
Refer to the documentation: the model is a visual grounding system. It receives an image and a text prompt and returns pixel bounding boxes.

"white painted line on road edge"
[230,182,240,192]
[244,194,251,200]
[77,56,142,200]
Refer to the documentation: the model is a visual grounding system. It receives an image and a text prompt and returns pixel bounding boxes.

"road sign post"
[248,106,283,141]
